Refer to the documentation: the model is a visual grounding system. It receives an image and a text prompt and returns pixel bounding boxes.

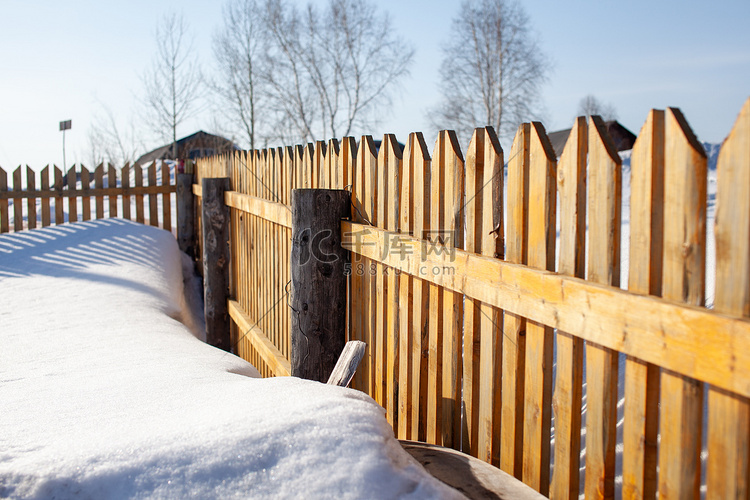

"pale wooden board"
[521,122,556,495]
[81,167,92,221]
[550,117,586,500]
[66,167,77,223]
[706,97,750,499]
[398,134,414,439]
[657,107,707,499]
[621,109,664,500]
[501,124,529,477]
[0,167,8,232]
[26,167,36,230]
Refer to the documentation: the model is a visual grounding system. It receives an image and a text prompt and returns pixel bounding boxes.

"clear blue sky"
[1,0,748,169]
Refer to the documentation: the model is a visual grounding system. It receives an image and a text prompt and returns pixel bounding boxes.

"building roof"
[135,131,238,166]
[547,120,636,158]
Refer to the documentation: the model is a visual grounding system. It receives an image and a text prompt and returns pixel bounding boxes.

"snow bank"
[0,219,461,499]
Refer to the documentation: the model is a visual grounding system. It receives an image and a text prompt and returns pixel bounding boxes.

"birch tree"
[430,0,549,144]
[142,12,203,158]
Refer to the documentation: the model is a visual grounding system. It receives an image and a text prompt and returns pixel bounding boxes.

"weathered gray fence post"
[291,188,351,382]
[176,173,195,258]
[201,177,231,352]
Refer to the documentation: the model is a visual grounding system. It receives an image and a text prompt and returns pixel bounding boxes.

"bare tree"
[263,0,414,143]
[211,0,269,150]
[142,12,203,158]
[430,0,550,144]
[577,94,618,122]
[87,102,144,167]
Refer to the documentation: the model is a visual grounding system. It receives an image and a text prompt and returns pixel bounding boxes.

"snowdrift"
[0,219,461,499]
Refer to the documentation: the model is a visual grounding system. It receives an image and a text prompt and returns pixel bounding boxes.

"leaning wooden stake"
[176,173,196,258]
[327,340,366,387]
[290,188,351,382]
[202,177,231,352]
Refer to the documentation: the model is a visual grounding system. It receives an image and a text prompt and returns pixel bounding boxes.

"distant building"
[547,120,636,158]
[135,131,237,166]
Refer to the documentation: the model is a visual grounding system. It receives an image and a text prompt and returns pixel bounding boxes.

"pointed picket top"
[301,143,315,189]
[0,166,8,233]
[431,130,465,249]
[557,116,588,278]
[355,135,378,225]
[378,134,403,232]
[25,166,37,229]
[401,132,430,235]
[326,138,340,189]
[708,95,750,500]
[339,136,356,190]
[312,140,326,189]
[281,146,294,204]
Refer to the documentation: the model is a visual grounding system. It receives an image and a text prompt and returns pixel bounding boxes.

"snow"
[0,219,462,499]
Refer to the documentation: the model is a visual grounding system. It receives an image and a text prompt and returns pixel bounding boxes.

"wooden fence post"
[291,188,351,382]
[176,173,196,258]
[202,177,231,352]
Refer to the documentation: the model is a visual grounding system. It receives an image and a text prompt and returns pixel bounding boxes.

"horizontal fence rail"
[0,162,175,233]
[193,97,750,499]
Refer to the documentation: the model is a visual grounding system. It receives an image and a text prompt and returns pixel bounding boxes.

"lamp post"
[59,120,71,171]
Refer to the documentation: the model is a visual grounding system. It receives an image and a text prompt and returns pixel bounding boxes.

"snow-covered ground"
[0,219,462,499]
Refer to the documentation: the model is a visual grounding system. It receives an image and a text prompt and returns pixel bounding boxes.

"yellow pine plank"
[326,138,339,189]
[340,137,356,190]
[406,133,431,442]
[0,167,8,232]
[437,130,464,450]
[706,97,750,500]
[348,136,364,390]
[13,167,23,230]
[66,167,77,223]
[360,136,378,396]
[398,134,414,439]
[374,135,388,411]
[550,117,587,500]
[26,167,36,230]
[229,299,291,377]
[148,162,158,226]
[468,127,504,463]
[54,167,63,225]
[584,115,622,500]
[381,134,402,428]
[622,110,664,500]
[108,164,118,219]
[313,140,325,189]
[81,167,92,221]
[501,123,530,476]
[40,166,50,228]
[657,107,707,500]
[134,164,144,223]
[161,162,171,231]
[224,192,291,228]
[522,122,556,495]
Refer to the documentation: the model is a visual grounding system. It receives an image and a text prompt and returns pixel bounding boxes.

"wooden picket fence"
[0,163,175,232]
[194,98,750,499]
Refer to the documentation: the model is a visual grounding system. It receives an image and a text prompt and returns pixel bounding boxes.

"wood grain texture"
[0,167,8,232]
[550,117,586,500]
[622,109,664,500]
[522,122,556,495]
[26,167,36,229]
[13,167,23,230]
[501,124,530,477]
[657,107,706,500]
[706,97,750,500]
[81,167,92,221]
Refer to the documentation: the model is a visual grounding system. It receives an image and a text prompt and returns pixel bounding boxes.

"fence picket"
[657,107,707,499]
[466,127,504,463]
[0,167,7,232]
[397,134,414,439]
[121,164,130,220]
[67,167,77,223]
[622,110,664,499]
[706,97,750,500]
[54,167,63,225]
[13,167,23,231]
[81,167,91,221]
[148,162,158,226]
[550,117,587,500]
[501,124,530,476]
[134,164,144,224]
[326,138,339,189]
[522,122,556,494]
[584,116,622,500]
[26,167,36,230]
[108,164,118,219]
[429,130,464,449]
[40,166,50,227]
[94,164,104,219]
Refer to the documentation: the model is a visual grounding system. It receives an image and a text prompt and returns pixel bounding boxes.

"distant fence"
[194,98,749,499]
[0,163,175,232]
